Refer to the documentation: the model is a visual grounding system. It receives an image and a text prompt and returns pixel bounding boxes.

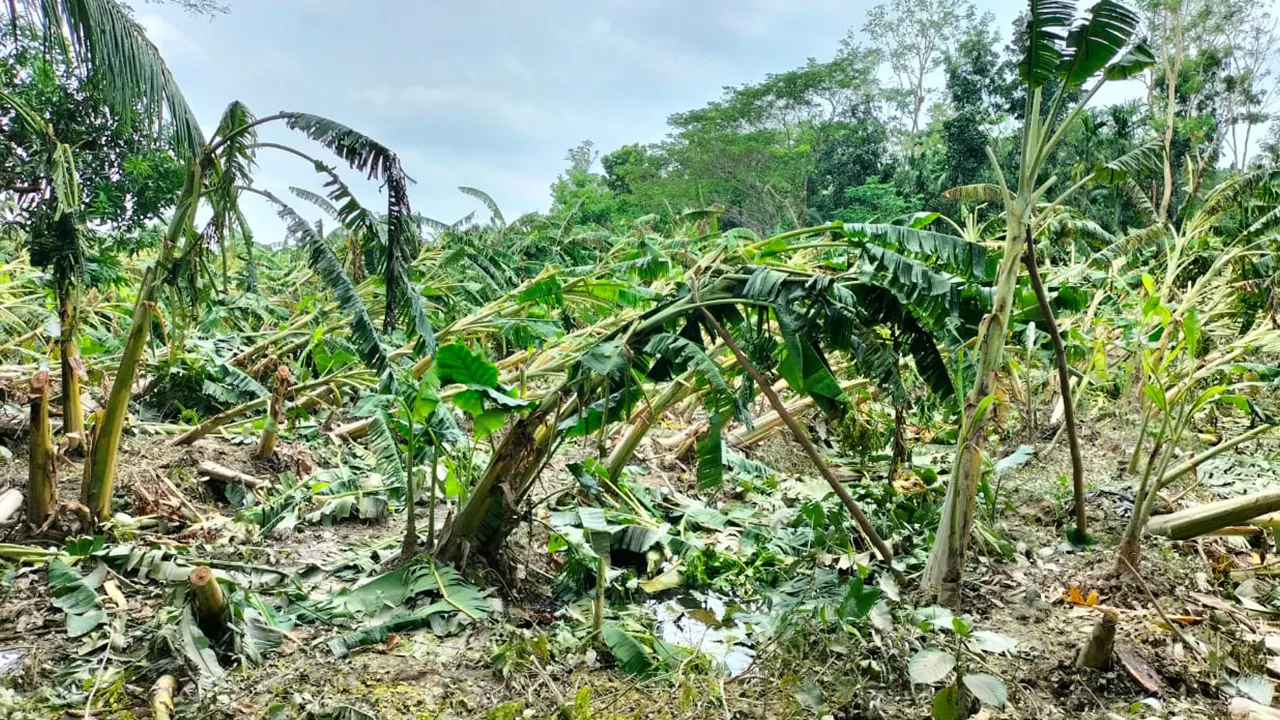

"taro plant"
[907,606,1017,719]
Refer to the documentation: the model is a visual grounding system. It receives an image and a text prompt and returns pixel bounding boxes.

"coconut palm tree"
[7,0,203,158]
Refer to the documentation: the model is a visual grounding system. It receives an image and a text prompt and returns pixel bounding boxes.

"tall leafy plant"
[923,0,1152,606]
[79,104,424,522]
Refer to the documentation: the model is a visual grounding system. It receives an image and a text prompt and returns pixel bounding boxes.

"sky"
[136,0,1135,242]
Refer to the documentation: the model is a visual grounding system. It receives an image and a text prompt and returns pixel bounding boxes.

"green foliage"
[48,559,107,637]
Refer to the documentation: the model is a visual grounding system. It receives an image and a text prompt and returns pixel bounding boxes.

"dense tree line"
[545,0,1279,242]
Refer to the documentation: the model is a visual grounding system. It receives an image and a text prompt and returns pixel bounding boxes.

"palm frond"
[35,0,204,156]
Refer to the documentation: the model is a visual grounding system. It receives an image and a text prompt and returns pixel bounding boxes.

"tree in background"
[861,0,989,144]
[941,25,1009,190]
[1,24,184,451]
[549,140,629,229]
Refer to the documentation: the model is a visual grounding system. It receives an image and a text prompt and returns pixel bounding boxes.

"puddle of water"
[0,648,27,676]
[653,592,754,677]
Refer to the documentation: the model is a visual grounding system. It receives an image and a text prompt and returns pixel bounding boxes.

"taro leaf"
[930,685,962,720]
[970,630,1018,654]
[963,673,1008,708]
[838,576,881,621]
[697,412,724,490]
[908,648,956,685]
[602,621,654,676]
[1234,675,1275,706]
[48,559,107,638]
[994,444,1035,477]
[794,679,826,714]
[179,607,225,687]
[913,606,954,630]
[435,343,499,388]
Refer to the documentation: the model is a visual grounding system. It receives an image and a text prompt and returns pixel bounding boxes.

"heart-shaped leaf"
[909,648,956,685]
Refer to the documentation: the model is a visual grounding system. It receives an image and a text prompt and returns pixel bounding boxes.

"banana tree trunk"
[923,210,1027,606]
[57,276,84,453]
[606,370,695,479]
[255,365,291,460]
[28,371,56,528]
[436,401,559,565]
[82,160,202,522]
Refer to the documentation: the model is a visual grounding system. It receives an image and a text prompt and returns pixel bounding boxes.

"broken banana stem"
[151,675,177,720]
[256,365,292,460]
[1076,607,1117,670]
[188,567,228,639]
[27,371,56,528]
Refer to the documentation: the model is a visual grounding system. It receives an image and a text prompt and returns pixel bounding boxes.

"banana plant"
[924,0,1153,606]
[0,87,102,453]
[433,229,963,566]
[80,103,425,522]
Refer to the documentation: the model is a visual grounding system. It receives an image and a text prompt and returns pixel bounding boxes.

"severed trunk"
[188,566,228,640]
[1076,608,1117,669]
[151,676,177,720]
[28,371,56,528]
[435,405,557,565]
[255,365,291,460]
